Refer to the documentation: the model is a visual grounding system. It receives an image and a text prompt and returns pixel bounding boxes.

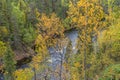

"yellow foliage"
[68,0,105,32]
[31,34,48,70]
[70,67,80,80]
[0,41,7,57]
[74,62,80,68]
[98,20,120,60]
[0,26,9,38]
[72,73,79,80]
[35,8,40,18]
[36,12,64,46]
[14,68,34,80]
[66,1,107,79]
[35,34,47,54]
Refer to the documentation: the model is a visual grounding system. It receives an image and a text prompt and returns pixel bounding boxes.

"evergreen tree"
[3,46,16,80]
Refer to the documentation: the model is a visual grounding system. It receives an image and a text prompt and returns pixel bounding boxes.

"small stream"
[0,30,78,80]
[48,30,78,80]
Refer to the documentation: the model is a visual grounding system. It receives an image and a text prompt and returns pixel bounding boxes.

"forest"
[0,0,120,80]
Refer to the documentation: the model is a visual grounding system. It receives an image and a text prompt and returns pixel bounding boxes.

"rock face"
[49,30,78,80]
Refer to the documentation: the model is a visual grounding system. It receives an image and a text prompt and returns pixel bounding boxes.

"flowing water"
[0,30,78,80]
[48,30,78,80]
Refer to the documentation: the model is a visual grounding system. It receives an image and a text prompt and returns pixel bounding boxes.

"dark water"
[0,74,4,80]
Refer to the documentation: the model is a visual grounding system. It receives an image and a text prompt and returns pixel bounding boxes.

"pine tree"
[3,46,16,80]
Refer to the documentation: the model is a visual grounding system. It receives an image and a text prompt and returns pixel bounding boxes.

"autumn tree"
[14,68,34,80]
[98,19,120,63]
[0,41,7,57]
[30,34,50,80]
[98,0,120,66]
[64,40,81,80]
[1,0,120,80]
[67,0,106,79]
[0,41,7,70]
[32,12,65,79]
[36,12,64,46]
